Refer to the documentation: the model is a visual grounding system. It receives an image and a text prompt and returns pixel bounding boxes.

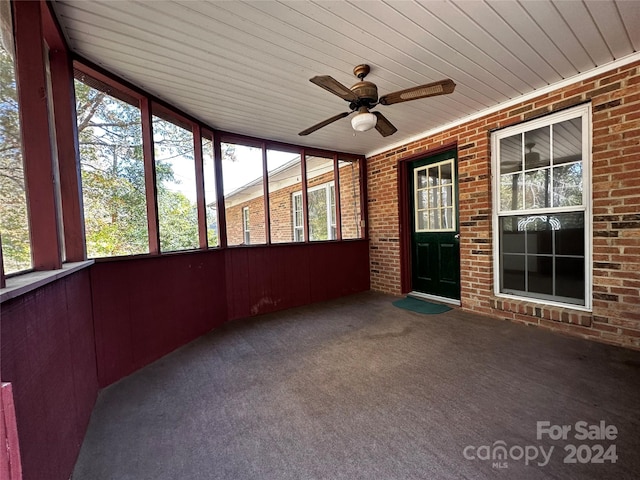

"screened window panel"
[306,155,335,241]
[268,150,301,244]
[222,143,265,246]
[0,7,32,273]
[153,113,198,252]
[338,159,362,239]
[75,76,149,258]
[202,136,218,247]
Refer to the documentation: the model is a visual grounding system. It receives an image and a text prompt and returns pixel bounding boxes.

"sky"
[164,143,298,203]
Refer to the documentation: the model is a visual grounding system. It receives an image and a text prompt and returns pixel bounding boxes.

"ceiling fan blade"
[373,111,397,137]
[298,111,351,136]
[310,76,359,102]
[379,79,456,105]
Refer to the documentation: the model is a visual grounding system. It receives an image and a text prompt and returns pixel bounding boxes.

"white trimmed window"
[292,182,336,242]
[292,193,304,242]
[242,206,250,245]
[491,104,591,309]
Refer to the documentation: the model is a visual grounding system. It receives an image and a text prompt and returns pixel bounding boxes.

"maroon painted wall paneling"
[91,250,228,387]
[225,241,369,322]
[0,269,97,480]
[1,240,370,480]
[92,241,370,386]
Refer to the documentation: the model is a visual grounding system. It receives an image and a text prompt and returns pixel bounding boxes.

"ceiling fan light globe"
[351,112,377,132]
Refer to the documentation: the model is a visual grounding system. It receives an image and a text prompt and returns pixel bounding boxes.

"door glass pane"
[417,211,427,230]
[428,166,439,186]
[441,185,453,208]
[524,127,550,170]
[553,118,582,165]
[440,162,452,184]
[267,149,301,244]
[153,112,198,252]
[442,208,453,229]
[415,160,456,232]
[429,188,439,208]
[417,170,428,188]
[223,143,265,246]
[429,210,440,230]
[417,190,427,210]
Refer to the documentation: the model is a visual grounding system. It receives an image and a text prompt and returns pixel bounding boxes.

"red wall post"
[13,0,62,270]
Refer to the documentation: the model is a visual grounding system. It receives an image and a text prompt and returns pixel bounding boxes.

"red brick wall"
[225,162,362,244]
[367,61,640,350]
[339,160,362,239]
[269,181,301,243]
[226,197,266,246]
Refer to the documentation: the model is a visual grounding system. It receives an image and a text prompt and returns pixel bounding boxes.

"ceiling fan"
[299,64,455,137]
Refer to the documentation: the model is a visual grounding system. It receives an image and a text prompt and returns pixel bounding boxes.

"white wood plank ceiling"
[52,0,640,156]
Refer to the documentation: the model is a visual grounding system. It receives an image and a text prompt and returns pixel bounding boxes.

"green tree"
[0,44,31,273]
[75,80,150,257]
[2,53,229,269]
[76,81,206,257]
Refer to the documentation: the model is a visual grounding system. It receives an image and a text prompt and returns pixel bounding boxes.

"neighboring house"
[224,156,362,245]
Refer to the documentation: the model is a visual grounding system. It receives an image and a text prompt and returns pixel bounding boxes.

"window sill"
[0,260,94,304]
[493,291,591,313]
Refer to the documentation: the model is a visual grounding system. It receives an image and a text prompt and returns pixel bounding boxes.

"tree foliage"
[77,81,212,256]
[0,46,30,273]
[1,44,231,270]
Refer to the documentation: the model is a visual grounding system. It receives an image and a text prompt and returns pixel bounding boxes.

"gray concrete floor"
[73,292,640,479]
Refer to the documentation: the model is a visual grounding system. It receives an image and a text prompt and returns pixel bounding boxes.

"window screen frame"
[491,103,593,311]
[242,206,250,245]
[292,181,336,242]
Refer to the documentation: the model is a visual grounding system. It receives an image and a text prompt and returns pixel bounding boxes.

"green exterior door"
[409,152,460,300]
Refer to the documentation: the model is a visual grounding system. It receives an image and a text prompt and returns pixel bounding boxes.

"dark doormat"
[392,296,452,314]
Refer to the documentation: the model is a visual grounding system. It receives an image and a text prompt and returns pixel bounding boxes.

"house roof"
[224,154,342,208]
[52,1,640,157]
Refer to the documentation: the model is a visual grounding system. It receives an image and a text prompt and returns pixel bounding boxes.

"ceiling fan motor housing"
[349,81,378,108]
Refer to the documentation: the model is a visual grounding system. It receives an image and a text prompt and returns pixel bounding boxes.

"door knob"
[454,234,460,239]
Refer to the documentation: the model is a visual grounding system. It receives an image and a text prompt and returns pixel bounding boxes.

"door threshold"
[408,291,461,307]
